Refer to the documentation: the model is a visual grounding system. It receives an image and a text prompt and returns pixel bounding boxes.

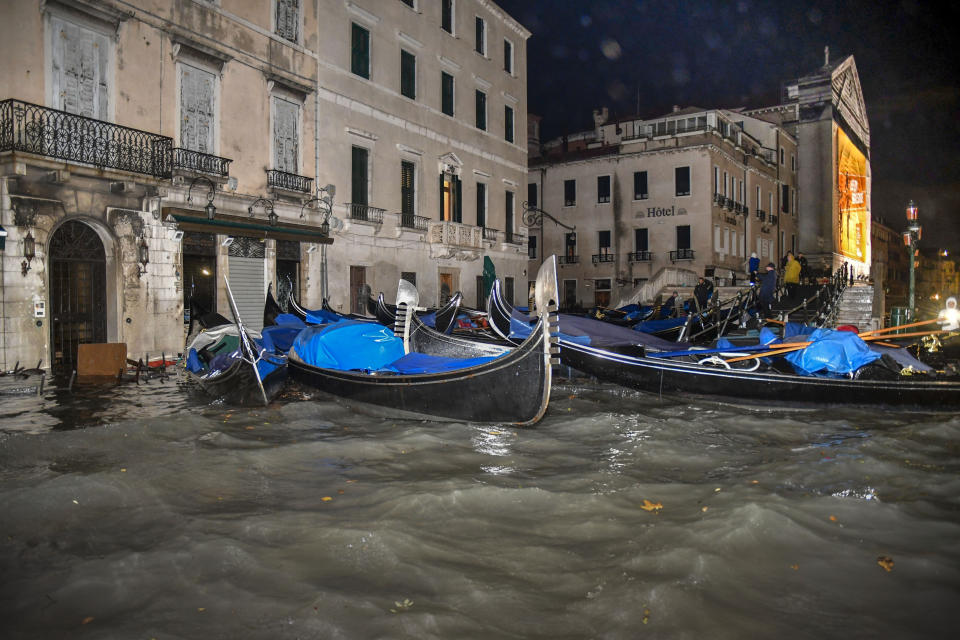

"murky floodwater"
[1,372,957,639]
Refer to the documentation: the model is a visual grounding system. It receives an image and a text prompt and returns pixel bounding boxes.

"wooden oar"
[724,329,951,364]
[859,318,939,338]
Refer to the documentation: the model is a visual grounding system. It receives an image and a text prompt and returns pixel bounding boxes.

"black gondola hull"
[559,340,960,407]
[185,358,287,406]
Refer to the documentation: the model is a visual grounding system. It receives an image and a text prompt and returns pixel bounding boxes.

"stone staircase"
[832,282,877,330]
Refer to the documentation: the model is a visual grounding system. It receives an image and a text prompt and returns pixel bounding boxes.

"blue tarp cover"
[632,316,687,333]
[784,328,881,376]
[419,311,437,328]
[294,321,404,371]
[381,352,498,374]
[261,325,303,354]
[305,308,349,325]
[275,313,307,327]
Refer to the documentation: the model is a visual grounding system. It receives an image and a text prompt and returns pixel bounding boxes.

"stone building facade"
[0,0,529,373]
[527,107,797,309]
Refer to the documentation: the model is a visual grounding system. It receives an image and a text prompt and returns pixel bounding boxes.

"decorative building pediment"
[438,152,463,175]
[831,56,870,148]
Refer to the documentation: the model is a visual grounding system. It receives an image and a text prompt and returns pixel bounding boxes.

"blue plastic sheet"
[293,321,404,371]
[305,308,349,325]
[784,328,880,376]
[381,352,498,374]
[274,313,307,327]
[261,325,303,354]
[419,312,437,328]
[783,322,816,339]
[632,316,686,334]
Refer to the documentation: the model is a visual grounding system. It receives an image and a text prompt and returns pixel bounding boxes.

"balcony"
[723,198,734,212]
[742,206,749,216]
[345,203,385,224]
[769,214,779,225]
[733,202,743,214]
[482,227,499,242]
[400,211,428,231]
[713,193,724,205]
[1,98,172,178]
[628,251,652,262]
[505,229,527,245]
[172,147,232,177]
[592,252,615,264]
[756,210,766,222]
[669,248,695,262]
[558,254,579,265]
[267,169,313,194]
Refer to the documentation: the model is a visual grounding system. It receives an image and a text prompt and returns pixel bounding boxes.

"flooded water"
[1,372,957,639]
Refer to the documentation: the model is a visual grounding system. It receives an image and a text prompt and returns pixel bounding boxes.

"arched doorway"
[49,220,107,372]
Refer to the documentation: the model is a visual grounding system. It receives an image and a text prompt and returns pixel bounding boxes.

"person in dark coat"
[758,262,778,318]
[694,276,713,310]
[797,252,809,283]
[747,252,760,284]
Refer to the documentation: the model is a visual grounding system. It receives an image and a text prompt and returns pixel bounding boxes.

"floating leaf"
[700,506,708,512]
[390,598,414,613]
[877,556,894,572]
[640,499,662,512]
[642,608,651,624]
[321,496,333,502]
[81,616,94,625]
[790,564,799,571]
[197,607,206,612]
[245,426,255,431]
[829,515,838,522]
[120,468,127,473]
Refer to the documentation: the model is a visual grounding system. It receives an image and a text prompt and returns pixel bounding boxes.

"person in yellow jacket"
[783,251,801,302]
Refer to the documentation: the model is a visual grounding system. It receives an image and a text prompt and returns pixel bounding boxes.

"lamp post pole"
[905,200,920,321]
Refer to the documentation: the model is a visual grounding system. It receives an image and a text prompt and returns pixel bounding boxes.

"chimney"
[672,105,681,113]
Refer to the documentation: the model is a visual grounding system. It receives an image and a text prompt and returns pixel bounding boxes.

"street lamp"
[904,200,922,320]
[187,176,218,220]
[249,197,278,226]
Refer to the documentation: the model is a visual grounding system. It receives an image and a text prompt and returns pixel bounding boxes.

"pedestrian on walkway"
[759,262,777,318]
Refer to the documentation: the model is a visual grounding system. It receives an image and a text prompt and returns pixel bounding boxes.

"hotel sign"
[636,206,688,218]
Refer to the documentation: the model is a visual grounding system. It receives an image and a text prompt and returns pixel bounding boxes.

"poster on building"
[836,127,869,261]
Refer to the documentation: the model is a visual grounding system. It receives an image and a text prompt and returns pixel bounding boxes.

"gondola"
[488,276,960,408]
[374,290,462,334]
[287,257,560,424]
[183,281,301,406]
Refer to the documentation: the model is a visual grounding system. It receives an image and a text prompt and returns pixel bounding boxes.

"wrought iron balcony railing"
[756,210,766,221]
[400,212,428,231]
[669,249,695,262]
[267,169,313,193]
[713,193,724,205]
[528,246,537,260]
[628,251,652,262]
[482,227,499,241]
[0,98,172,178]
[345,202,385,224]
[742,206,749,216]
[172,147,232,177]
[733,202,743,214]
[592,253,615,264]
[558,254,579,264]
[768,214,778,225]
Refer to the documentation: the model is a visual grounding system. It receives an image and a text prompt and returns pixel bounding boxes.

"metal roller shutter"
[227,237,266,331]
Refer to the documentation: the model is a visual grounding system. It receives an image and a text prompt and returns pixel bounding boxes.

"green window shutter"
[351,146,368,205]
[401,161,415,216]
[400,50,416,99]
[453,174,462,223]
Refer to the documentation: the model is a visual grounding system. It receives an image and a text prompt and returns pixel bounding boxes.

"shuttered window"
[273,97,299,173]
[400,49,416,99]
[50,16,110,120]
[633,171,648,200]
[505,105,514,143]
[677,225,691,250]
[505,190,514,232]
[476,182,486,227]
[401,161,415,216]
[441,72,454,116]
[475,16,486,54]
[635,228,648,252]
[441,0,453,33]
[675,166,691,196]
[475,90,486,130]
[504,39,513,74]
[352,146,369,206]
[180,63,216,153]
[351,23,370,79]
[276,0,300,43]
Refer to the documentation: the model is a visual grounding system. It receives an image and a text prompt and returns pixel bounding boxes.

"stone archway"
[48,219,107,372]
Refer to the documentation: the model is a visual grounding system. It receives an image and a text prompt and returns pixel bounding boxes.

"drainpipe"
[315,0,328,303]
[0,177,7,370]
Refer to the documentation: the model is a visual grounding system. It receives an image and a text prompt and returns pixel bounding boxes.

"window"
[723,171,728,196]
[276,0,300,43]
[675,166,691,196]
[565,232,577,258]
[781,184,789,213]
[441,0,453,34]
[505,105,514,143]
[563,179,576,206]
[400,50,416,99]
[633,171,648,200]
[756,185,762,210]
[476,181,486,227]
[180,63,216,154]
[401,271,417,287]
[475,16,486,55]
[528,235,537,259]
[49,15,111,119]
[791,153,796,171]
[527,182,538,208]
[351,23,370,79]
[441,71,454,116]
[400,0,415,8]
[505,190,515,233]
[635,228,648,252]
[351,146,369,206]
[504,39,514,74]
[594,278,611,308]
[714,166,720,195]
[401,160,416,217]
[475,90,486,130]
[504,277,515,306]
[440,173,461,221]
[273,96,299,172]
[598,230,611,254]
[677,225,691,250]
[779,148,785,165]
[597,175,611,203]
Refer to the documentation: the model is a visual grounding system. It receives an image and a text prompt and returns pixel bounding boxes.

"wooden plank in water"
[77,343,127,377]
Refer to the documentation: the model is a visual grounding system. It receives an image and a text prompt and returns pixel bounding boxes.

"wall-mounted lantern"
[187,176,218,220]
[21,230,36,276]
[137,237,150,278]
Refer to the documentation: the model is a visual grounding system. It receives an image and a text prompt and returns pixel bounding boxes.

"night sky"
[497,0,960,252]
